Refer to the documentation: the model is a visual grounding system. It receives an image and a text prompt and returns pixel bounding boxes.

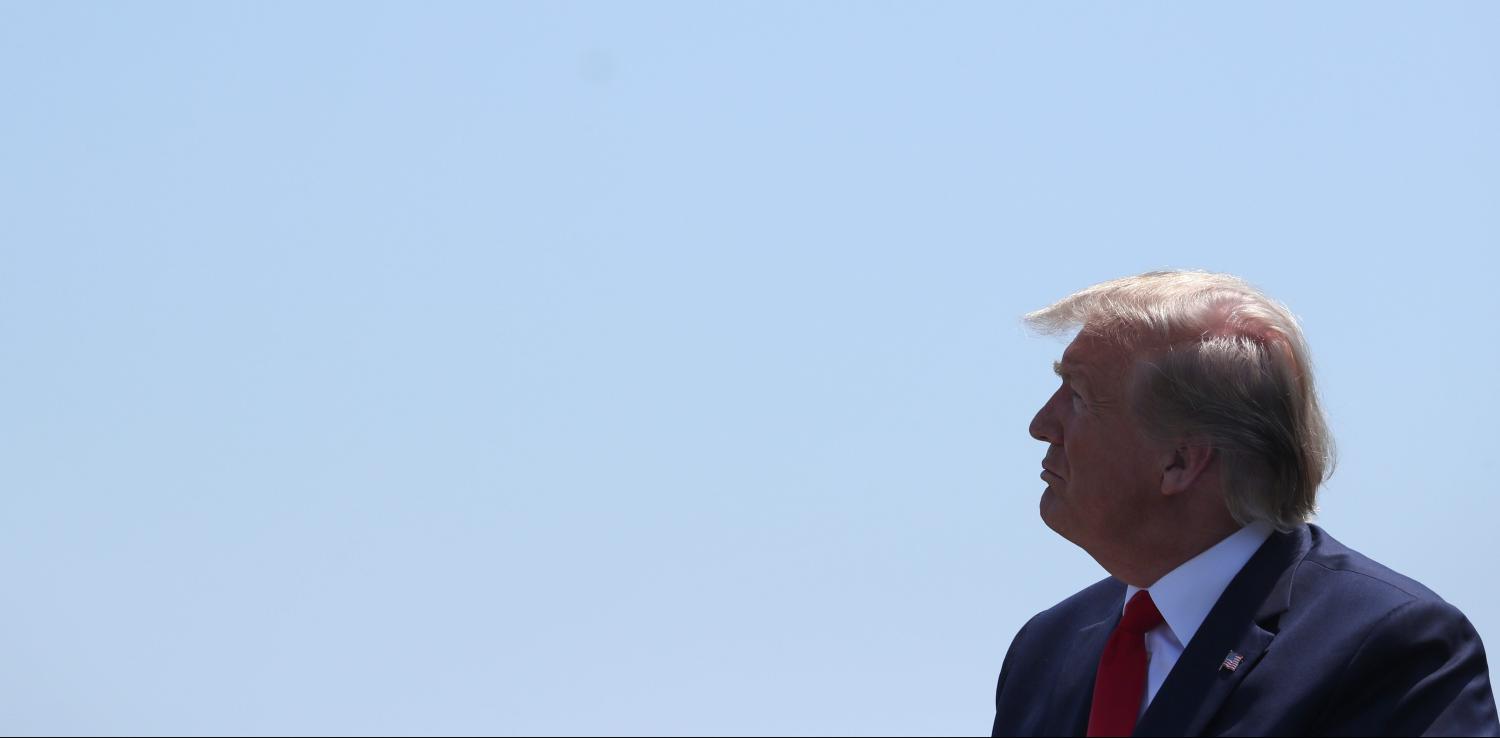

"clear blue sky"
[2,2,1496,735]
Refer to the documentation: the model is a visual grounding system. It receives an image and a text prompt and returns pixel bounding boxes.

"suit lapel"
[1132,526,1312,737]
[1050,598,1124,736]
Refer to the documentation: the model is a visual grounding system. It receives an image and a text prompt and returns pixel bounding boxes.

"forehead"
[1057,332,1136,382]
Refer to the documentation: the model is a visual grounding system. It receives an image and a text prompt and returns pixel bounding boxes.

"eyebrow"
[1053,360,1089,386]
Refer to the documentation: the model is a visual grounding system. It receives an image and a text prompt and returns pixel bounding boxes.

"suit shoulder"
[1275,525,1488,648]
[1019,576,1124,637]
[1296,525,1447,608]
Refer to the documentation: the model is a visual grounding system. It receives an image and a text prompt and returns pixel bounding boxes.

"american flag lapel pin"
[1220,650,1244,672]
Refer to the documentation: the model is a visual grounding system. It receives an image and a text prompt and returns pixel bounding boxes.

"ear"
[1160,443,1216,497]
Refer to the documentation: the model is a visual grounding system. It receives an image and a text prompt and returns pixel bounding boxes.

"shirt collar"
[1124,521,1274,646]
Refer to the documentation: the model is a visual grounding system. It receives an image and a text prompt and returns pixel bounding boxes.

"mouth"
[1041,466,1063,481]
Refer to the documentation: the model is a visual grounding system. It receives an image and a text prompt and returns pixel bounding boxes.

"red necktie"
[1087,590,1165,737]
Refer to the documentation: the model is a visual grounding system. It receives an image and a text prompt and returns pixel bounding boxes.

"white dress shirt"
[1124,521,1274,717]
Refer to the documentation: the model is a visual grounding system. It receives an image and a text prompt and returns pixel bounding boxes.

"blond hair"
[1025,270,1335,531]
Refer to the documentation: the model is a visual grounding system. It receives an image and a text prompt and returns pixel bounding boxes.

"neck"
[1100,511,1242,588]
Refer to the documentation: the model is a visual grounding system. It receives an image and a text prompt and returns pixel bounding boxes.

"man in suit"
[993,271,1499,737]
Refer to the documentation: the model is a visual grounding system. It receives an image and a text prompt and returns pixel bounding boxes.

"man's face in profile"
[1029,332,1162,552]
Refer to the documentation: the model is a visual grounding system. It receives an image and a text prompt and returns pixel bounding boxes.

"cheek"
[1058,438,1123,500]
[1083,433,1156,496]
[1059,434,1088,475]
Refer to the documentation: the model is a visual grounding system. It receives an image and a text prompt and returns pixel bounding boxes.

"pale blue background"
[2,2,1496,735]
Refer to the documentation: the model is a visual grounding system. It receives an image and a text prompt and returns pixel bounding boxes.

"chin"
[1038,489,1079,544]
[1039,488,1063,530]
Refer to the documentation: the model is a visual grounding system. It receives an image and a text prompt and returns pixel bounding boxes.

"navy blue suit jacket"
[992,525,1499,736]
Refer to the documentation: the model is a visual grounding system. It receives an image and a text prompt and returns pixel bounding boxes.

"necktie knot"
[1120,590,1164,635]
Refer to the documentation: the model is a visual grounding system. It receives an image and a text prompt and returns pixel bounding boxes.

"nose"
[1029,385,1064,444]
